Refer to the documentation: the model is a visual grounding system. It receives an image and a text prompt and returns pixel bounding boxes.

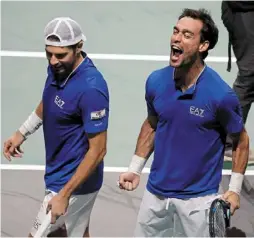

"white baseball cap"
[44,17,87,47]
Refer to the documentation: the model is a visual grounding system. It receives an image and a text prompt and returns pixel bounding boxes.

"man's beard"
[52,61,75,82]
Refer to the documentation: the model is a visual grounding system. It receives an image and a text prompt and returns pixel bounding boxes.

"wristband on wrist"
[128,154,147,175]
[19,111,43,139]
[228,172,244,195]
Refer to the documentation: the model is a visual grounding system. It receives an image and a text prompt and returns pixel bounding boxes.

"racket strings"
[214,203,227,237]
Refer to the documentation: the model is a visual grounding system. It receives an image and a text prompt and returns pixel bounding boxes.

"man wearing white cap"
[3,17,109,237]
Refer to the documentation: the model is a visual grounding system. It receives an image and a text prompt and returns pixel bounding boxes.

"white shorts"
[30,189,98,237]
[134,188,219,237]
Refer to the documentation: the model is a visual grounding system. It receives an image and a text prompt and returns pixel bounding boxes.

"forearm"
[229,129,249,194]
[19,101,43,139]
[35,101,43,119]
[231,130,249,174]
[128,118,155,175]
[134,118,155,159]
[59,147,106,198]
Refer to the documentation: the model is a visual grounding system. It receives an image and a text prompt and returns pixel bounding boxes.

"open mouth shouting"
[171,44,184,63]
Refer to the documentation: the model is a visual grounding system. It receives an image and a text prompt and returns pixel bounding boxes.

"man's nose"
[50,55,59,66]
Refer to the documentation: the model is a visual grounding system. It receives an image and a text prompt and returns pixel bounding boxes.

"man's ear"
[199,40,209,54]
[76,41,83,54]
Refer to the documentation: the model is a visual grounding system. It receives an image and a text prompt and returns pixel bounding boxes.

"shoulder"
[201,66,237,105]
[146,65,174,96]
[76,59,109,96]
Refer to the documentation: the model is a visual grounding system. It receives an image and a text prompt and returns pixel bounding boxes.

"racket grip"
[34,211,52,237]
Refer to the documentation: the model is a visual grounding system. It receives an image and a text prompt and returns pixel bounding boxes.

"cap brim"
[45,34,87,47]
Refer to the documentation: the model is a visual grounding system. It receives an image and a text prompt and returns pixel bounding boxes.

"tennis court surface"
[1,1,254,237]
[1,170,254,237]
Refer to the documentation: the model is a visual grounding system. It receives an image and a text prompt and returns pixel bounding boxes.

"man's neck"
[73,53,84,70]
[57,53,85,84]
[174,59,205,92]
[68,53,85,78]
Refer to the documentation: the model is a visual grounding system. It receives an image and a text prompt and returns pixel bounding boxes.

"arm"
[3,101,43,160]
[19,100,43,139]
[118,73,158,190]
[60,86,109,197]
[127,116,157,175]
[59,131,107,198]
[228,129,249,194]
[134,116,157,159]
[47,131,107,224]
[217,90,249,195]
[128,74,158,175]
[35,100,43,119]
[231,129,249,174]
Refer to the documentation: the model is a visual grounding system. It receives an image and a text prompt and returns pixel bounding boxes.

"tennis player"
[3,17,109,237]
[119,8,250,237]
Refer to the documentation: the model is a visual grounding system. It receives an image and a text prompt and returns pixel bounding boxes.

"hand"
[118,172,140,191]
[3,131,25,161]
[47,194,69,224]
[222,190,240,215]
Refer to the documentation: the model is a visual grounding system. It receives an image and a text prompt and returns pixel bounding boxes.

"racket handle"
[34,211,52,237]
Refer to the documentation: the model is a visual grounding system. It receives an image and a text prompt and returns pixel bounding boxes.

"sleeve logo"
[91,108,106,120]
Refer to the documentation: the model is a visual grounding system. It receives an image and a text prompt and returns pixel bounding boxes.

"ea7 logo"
[54,95,65,109]
[190,106,204,117]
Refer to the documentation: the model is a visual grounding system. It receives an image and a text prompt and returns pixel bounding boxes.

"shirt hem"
[45,184,102,195]
[146,182,218,199]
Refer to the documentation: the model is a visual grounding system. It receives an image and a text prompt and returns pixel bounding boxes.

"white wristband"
[128,155,147,175]
[19,111,43,139]
[229,172,244,195]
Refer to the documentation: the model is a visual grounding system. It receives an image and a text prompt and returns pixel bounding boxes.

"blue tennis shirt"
[145,65,243,199]
[42,52,109,195]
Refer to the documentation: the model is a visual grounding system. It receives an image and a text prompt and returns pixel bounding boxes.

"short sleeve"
[145,73,157,117]
[79,87,109,134]
[217,90,244,134]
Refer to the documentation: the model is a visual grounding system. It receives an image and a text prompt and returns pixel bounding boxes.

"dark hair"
[178,8,219,59]
[46,35,80,50]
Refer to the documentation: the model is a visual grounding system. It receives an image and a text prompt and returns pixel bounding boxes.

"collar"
[50,51,89,88]
[173,63,207,97]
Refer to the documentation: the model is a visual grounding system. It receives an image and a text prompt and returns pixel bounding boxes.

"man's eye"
[55,54,67,59]
[184,33,192,39]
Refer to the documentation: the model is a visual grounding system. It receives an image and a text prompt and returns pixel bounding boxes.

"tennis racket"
[209,198,231,237]
[33,211,52,237]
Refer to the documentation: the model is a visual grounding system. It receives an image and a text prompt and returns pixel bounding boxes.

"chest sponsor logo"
[54,95,65,109]
[190,106,204,118]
